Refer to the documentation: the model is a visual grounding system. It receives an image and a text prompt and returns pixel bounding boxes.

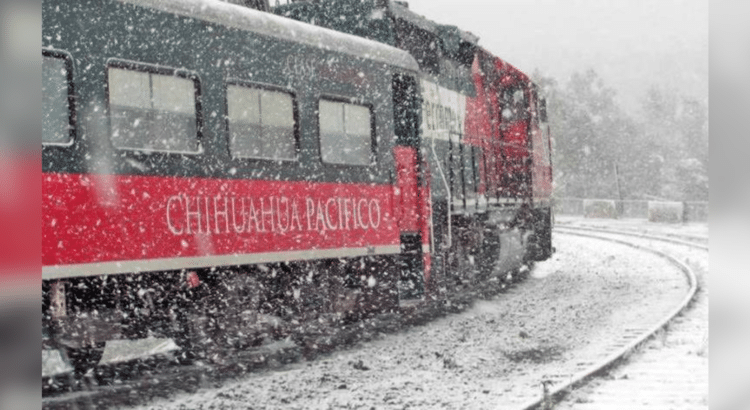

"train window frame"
[225,79,299,162]
[317,95,376,167]
[501,86,529,123]
[105,59,203,155]
[42,48,76,147]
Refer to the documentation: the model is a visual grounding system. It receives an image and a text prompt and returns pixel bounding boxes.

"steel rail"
[516,225,702,410]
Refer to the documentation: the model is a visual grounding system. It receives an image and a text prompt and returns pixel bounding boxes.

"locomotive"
[42,0,552,371]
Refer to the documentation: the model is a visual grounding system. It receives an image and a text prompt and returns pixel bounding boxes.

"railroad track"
[518,224,707,410]
[555,221,709,249]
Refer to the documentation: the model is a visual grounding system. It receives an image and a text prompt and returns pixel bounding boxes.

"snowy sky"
[402,0,708,114]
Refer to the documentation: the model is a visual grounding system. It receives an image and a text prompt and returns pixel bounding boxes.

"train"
[42,0,553,372]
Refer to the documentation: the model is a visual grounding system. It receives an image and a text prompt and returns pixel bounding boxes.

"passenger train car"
[42,0,552,370]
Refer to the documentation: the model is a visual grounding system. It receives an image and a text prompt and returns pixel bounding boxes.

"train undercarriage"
[42,204,552,380]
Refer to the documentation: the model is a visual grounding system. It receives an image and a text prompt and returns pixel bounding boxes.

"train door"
[392,73,428,298]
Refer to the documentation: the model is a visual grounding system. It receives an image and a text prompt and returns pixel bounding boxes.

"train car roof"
[389,2,479,45]
[119,0,420,72]
[476,46,532,86]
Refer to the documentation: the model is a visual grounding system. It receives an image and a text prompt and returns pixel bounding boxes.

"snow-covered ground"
[121,219,699,410]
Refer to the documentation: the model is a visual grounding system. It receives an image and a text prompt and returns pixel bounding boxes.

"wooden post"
[614,163,624,217]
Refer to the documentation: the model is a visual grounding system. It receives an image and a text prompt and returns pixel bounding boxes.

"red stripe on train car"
[43,173,399,270]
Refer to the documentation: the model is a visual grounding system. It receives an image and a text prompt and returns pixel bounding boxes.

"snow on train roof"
[119,0,420,71]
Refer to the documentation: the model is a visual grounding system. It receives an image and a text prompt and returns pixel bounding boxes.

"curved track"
[519,224,706,410]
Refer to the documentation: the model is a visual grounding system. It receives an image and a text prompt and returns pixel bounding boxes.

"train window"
[227,84,296,160]
[108,64,200,153]
[501,88,527,122]
[319,99,373,166]
[42,51,74,145]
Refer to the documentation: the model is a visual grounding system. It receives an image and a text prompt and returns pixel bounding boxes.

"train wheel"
[169,273,211,364]
[209,271,261,349]
[359,256,399,316]
[461,219,484,287]
[398,253,424,300]
[528,208,553,261]
[176,271,264,363]
[171,304,202,364]
[327,260,361,323]
[479,223,501,278]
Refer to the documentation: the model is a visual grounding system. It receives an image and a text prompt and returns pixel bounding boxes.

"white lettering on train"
[420,79,467,139]
[166,195,383,236]
[166,196,183,235]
